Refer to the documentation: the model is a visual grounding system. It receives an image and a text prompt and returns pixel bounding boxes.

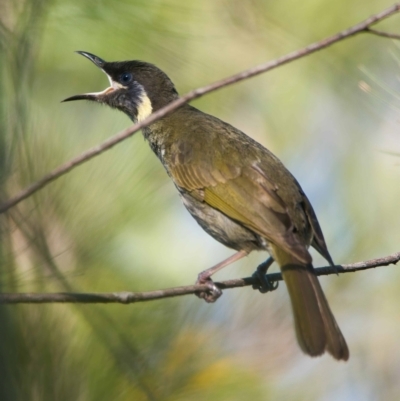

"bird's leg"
[196,250,248,303]
[252,257,279,293]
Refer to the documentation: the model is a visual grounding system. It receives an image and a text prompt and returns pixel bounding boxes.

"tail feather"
[310,278,349,360]
[273,246,349,360]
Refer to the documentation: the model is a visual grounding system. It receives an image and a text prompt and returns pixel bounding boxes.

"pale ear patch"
[137,91,153,122]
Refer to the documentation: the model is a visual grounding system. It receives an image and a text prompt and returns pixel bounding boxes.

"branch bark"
[0,3,399,214]
[1,252,399,304]
[366,27,400,39]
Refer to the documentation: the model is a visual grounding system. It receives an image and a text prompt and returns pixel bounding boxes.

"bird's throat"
[136,91,153,122]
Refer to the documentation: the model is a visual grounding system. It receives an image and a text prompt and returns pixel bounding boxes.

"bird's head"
[63,51,179,122]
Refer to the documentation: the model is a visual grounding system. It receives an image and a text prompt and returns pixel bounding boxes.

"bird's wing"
[165,112,335,264]
[205,165,312,264]
[301,193,334,266]
[171,156,312,264]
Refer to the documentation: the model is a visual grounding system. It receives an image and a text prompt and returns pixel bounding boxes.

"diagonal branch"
[0,3,400,214]
[366,27,400,40]
[0,251,399,304]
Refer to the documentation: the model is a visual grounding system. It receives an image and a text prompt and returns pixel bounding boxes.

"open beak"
[62,51,119,102]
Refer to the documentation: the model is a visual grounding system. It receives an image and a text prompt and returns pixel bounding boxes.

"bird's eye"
[120,72,133,84]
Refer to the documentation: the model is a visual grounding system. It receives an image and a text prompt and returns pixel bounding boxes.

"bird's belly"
[180,192,265,253]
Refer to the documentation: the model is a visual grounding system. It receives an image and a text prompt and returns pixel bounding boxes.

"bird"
[63,51,349,360]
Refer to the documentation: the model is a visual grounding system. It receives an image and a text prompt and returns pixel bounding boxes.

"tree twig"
[366,27,400,40]
[1,252,398,304]
[0,3,400,214]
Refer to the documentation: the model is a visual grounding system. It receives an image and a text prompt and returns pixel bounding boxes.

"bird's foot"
[193,251,248,302]
[252,270,278,293]
[195,274,222,303]
[252,258,278,293]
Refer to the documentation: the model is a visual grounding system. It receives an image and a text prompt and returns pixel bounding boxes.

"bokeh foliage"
[1,0,400,400]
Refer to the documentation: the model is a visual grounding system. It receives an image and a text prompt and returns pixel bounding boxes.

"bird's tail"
[272,245,349,360]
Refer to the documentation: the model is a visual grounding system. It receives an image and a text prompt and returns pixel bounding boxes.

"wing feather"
[165,118,323,265]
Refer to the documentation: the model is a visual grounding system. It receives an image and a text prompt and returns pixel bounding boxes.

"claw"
[252,257,279,293]
[195,278,222,303]
[252,271,279,293]
[193,250,248,303]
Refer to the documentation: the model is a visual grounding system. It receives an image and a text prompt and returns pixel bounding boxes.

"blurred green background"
[1,0,400,400]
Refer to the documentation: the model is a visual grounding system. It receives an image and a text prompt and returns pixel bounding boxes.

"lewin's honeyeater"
[64,52,349,360]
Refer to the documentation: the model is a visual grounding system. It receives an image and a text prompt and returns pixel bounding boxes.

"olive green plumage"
[64,52,349,360]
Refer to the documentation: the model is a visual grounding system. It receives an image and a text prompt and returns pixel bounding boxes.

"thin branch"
[0,3,400,214]
[366,27,400,40]
[1,252,399,304]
